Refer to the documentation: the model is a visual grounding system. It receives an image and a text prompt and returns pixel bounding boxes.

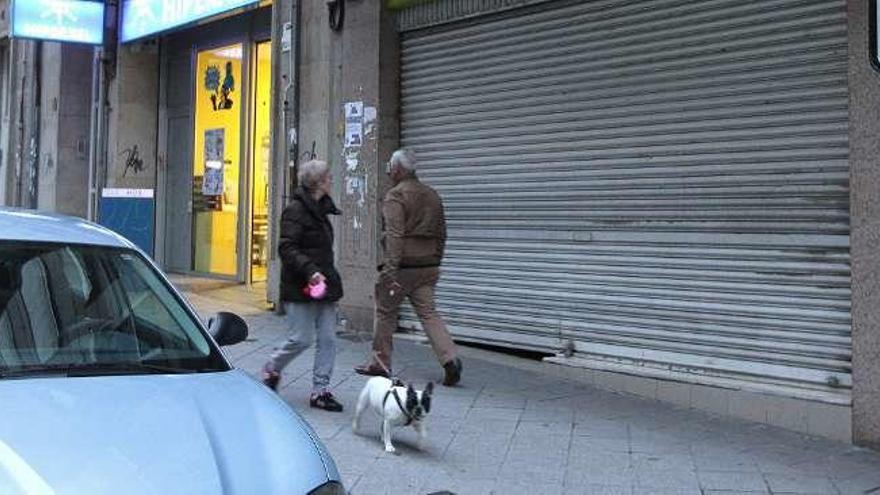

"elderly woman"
[262,160,344,412]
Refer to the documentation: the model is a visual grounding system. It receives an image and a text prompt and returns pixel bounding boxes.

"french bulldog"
[353,376,433,454]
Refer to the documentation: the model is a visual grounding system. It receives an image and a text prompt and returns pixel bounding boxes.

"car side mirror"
[208,312,248,347]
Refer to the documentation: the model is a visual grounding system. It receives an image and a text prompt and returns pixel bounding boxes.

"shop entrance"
[192,43,243,277]
[250,41,271,283]
[189,41,271,282]
[157,6,273,285]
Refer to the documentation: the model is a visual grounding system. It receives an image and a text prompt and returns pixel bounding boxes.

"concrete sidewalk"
[186,286,880,495]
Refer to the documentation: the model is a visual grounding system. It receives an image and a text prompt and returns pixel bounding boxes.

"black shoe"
[442,358,462,387]
[310,392,344,412]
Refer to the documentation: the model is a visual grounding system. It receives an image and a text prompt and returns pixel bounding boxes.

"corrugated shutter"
[396,0,553,31]
[398,0,851,390]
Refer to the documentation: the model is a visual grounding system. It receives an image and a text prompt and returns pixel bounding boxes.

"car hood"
[0,370,337,495]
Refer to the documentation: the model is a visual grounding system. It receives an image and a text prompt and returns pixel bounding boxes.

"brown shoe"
[443,358,462,387]
[354,363,390,378]
[262,363,281,391]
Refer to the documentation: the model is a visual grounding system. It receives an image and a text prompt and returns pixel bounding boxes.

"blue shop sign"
[121,0,260,42]
[11,0,105,45]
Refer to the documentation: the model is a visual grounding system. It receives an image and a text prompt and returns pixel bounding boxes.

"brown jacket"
[381,177,447,276]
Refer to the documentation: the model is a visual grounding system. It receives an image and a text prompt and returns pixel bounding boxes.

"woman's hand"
[310,272,327,285]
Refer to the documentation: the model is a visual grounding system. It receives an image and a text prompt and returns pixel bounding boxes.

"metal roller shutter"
[398,0,851,390]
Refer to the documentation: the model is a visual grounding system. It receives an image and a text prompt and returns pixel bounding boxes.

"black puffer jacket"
[279,187,343,303]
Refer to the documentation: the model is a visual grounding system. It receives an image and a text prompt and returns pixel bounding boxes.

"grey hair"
[390,148,418,173]
[298,160,330,190]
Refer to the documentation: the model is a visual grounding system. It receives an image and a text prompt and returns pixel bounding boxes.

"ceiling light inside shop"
[213,46,243,60]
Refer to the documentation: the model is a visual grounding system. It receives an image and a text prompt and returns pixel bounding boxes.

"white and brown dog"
[353,376,433,454]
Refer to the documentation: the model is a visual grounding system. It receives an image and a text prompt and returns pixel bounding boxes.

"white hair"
[298,160,330,190]
[390,148,418,173]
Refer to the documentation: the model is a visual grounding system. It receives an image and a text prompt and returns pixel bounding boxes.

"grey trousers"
[268,302,338,393]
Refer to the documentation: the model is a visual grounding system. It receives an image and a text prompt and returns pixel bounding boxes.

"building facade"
[0,0,878,448]
[0,0,94,217]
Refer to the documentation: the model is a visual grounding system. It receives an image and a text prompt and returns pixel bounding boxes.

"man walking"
[355,149,462,386]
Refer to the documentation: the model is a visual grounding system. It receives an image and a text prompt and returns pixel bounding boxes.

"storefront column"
[334,2,400,332]
[268,0,302,307]
[848,0,880,449]
[106,43,159,192]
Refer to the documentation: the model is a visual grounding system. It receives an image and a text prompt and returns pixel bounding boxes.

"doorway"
[192,44,243,277]
[157,6,273,284]
[250,41,271,283]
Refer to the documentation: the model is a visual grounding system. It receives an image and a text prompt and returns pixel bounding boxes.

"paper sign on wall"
[344,101,364,148]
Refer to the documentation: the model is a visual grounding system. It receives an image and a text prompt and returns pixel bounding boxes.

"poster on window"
[203,128,225,196]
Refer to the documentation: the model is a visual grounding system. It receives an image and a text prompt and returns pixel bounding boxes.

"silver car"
[0,209,345,495]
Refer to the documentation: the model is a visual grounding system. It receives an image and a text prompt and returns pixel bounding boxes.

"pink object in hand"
[308,280,327,299]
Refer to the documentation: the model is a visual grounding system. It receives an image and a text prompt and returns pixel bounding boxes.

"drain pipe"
[14,51,25,206]
[86,47,101,221]
[87,0,117,222]
[283,0,301,201]
[272,0,301,313]
[27,41,41,209]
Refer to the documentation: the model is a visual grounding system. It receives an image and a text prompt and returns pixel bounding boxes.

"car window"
[0,242,227,376]
[115,252,210,354]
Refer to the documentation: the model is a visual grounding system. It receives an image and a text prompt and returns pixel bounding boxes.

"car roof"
[0,208,135,249]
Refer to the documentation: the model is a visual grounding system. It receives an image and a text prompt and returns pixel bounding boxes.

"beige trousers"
[372,266,456,369]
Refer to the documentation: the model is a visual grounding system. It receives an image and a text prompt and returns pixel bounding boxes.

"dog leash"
[349,317,406,384]
[370,350,398,381]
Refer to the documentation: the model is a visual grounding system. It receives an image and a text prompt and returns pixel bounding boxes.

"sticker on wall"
[364,106,377,136]
[345,123,363,148]
[345,176,361,195]
[205,62,236,111]
[344,101,364,148]
[345,102,364,120]
[346,175,368,207]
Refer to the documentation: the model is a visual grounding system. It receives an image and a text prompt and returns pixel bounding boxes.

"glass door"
[192,44,244,277]
[250,41,272,283]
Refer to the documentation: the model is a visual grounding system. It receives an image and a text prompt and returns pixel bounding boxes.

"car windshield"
[0,242,228,377]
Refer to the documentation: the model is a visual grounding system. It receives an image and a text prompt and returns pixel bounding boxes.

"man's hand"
[380,271,402,296]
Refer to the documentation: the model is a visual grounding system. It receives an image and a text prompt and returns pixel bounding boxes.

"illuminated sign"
[11,0,104,45]
[120,0,260,42]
